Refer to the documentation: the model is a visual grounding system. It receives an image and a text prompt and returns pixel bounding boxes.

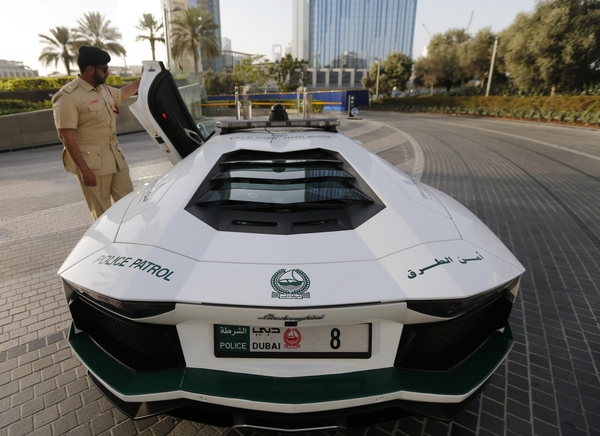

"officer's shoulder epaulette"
[62,80,81,94]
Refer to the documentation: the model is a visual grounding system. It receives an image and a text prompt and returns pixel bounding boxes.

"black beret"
[78,46,111,65]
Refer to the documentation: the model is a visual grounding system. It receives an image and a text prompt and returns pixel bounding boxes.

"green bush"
[569,111,579,124]
[528,109,537,120]
[558,111,568,122]
[0,77,63,91]
[370,94,600,126]
[0,99,52,115]
[106,76,124,86]
[0,75,138,92]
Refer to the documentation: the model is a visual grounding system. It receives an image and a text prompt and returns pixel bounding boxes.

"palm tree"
[136,13,164,61]
[39,26,75,76]
[170,7,219,82]
[73,12,126,57]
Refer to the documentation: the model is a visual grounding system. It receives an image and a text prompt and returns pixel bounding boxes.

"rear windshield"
[185,148,385,234]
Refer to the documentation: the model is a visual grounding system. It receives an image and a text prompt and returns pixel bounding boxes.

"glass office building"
[309,0,417,69]
[196,0,223,73]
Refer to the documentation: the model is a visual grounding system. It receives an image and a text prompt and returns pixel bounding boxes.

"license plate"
[214,324,371,358]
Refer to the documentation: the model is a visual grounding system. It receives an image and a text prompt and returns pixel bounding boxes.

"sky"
[1,0,537,77]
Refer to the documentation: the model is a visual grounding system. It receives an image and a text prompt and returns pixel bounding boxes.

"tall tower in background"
[196,0,223,73]
[165,0,223,77]
[292,0,309,61]
[272,45,282,62]
[164,0,186,73]
[308,0,417,69]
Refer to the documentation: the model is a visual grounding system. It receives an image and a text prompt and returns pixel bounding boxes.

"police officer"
[52,45,141,220]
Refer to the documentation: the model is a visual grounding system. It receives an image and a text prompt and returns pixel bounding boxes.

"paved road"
[1,112,599,436]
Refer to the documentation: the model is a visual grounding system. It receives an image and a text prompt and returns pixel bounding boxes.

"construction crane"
[422,23,432,39]
[466,11,474,33]
[421,24,433,57]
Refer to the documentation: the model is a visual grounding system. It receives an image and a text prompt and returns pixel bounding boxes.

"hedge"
[0,75,136,92]
[373,95,600,114]
[371,95,600,126]
[0,99,52,115]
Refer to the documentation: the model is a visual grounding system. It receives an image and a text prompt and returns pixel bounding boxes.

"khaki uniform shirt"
[52,76,128,176]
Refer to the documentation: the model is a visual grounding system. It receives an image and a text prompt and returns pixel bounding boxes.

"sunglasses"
[95,65,109,73]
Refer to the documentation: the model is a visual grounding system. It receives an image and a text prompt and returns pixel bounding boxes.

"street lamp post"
[197,14,205,83]
[374,58,381,100]
[163,4,182,70]
[485,36,499,97]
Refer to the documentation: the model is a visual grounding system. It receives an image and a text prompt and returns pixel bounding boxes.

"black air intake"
[69,296,185,372]
[394,290,513,371]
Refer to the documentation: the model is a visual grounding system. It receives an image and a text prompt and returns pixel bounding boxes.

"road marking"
[365,135,404,154]
[340,122,385,138]
[358,120,424,181]
[431,120,600,162]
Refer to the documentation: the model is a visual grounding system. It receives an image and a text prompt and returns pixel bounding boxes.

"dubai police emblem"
[271,269,311,299]
[283,328,302,348]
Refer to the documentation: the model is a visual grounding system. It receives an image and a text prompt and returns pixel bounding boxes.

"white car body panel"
[60,239,521,306]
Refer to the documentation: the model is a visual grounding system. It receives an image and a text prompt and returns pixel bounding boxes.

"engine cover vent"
[185,148,385,234]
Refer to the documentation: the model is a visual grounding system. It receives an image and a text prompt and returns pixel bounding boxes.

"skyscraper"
[292,0,310,61]
[273,45,283,62]
[165,0,223,76]
[197,0,223,73]
[307,0,417,69]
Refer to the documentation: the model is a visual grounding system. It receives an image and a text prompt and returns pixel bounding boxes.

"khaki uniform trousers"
[77,167,134,220]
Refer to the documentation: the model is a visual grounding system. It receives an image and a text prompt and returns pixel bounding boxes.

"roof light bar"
[217,118,340,134]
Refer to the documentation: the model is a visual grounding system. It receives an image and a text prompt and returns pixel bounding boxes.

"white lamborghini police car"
[58,61,525,431]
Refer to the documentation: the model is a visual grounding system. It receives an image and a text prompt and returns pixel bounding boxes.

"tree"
[203,69,236,95]
[218,71,234,94]
[202,68,220,95]
[501,0,600,95]
[136,13,164,61]
[72,12,126,57]
[426,28,471,90]
[170,7,220,83]
[413,55,441,95]
[232,55,269,92]
[498,13,539,92]
[38,26,75,76]
[362,52,413,96]
[268,54,307,92]
[458,27,499,87]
